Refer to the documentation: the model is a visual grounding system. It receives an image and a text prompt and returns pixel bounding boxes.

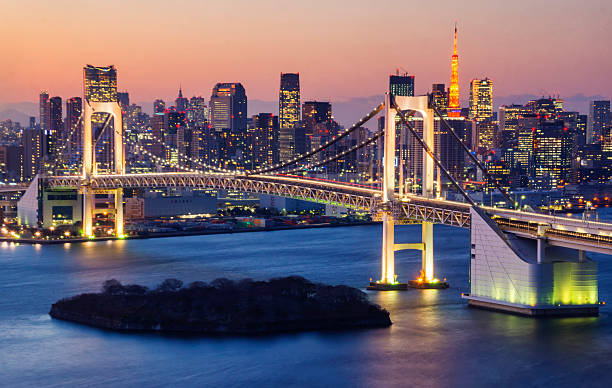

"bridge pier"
[463,207,599,316]
[368,93,448,291]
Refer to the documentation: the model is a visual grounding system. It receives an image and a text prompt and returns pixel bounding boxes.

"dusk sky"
[2,0,612,105]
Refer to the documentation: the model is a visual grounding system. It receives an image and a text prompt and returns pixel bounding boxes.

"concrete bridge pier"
[463,207,599,316]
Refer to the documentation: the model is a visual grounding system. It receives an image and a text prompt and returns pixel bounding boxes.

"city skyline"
[1,1,611,106]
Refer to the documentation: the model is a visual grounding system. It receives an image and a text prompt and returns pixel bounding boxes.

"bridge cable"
[282,130,384,174]
[45,112,84,175]
[430,103,516,208]
[391,97,476,206]
[246,102,385,175]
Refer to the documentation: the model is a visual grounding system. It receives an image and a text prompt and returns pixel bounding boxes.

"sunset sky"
[2,0,611,105]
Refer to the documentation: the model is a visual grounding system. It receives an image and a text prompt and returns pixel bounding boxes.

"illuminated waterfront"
[1,215,612,386]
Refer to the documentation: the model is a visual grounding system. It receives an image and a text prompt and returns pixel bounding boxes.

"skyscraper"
[588,100,610,144]
[499,104,529,144]
[46,96,62,159]
[21,127,43,180]
[188,96,207,128]
[431,83,448,115]
[39,91,50,133]
[448,24,460,117]
[389,74,415,96]
[154,99,166,114]
[279,73,300,162]
[83,65,118,102]
[531,120,572,189]
[469,78,493,122]
[251,113,279,167]
[65,97,82,164]
[302,101,332,134]
[176,87,189,112]
[210,83,247,133]
[117,92,130,110]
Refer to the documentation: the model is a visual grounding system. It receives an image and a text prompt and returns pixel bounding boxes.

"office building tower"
[389,74,415,96]
[279,73,300,161]
[210,83,247,132]
[588,100,610,144]
[431,83,448,115]
[499,104,529,144]
[83,65,118,102]
[154,99,166,114]
[21,128,43,180]
[39,91,50,133]
[29,117,36,128]
[176,87,189,112]
[117,92,130,110]
[45,96,62,158]
[302,101,332,136]
[251,113,279,167]
[188,96,207,128]
[531,120,572,189]
[526,97,561,118]
[65,97,82,164]
[448,24,460,117]
[469,78,493,122]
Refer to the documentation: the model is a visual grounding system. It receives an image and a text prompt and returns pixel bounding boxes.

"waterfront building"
[279,73,300,162]
[251,113,279,167]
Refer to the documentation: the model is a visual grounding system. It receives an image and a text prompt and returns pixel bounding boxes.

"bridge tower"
[81,65,124,238]
[369,93,446,290]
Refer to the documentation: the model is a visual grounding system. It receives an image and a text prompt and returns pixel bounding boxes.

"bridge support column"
[114,188,124,237]
[422,222,434,281]
[83,187,93,238]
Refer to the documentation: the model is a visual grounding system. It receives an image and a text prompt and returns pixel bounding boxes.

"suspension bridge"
[11,66,612,317]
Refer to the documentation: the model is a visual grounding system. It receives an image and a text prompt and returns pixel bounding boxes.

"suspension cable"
[283,130,383,174]
[46,112,84,174]
[247,102,384,175]
[430,104,515,207]
[391,97,476,206]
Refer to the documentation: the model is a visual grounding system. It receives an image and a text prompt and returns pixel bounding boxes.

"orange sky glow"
[1,0,611,104]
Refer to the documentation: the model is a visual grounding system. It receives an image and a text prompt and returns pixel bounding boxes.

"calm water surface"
[2,212,612,387]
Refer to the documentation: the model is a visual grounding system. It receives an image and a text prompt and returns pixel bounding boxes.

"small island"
[49,276,391,334]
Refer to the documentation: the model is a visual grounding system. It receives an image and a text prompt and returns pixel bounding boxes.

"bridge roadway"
[43,173,612,255]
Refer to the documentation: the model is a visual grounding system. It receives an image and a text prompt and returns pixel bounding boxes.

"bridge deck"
[42,173,612,255]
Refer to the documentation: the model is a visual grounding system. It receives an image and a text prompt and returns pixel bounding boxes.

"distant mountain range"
[2,93,609,128]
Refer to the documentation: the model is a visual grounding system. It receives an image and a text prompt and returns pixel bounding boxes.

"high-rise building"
[154,99,166,114]
[448,24,460,117]
[21,128,43,180]
[279,73,300,162]
[588,100,610,144]
[210,83,247,132]
[188,96,207,128]
[39,91,50,133]
[176,87,189,112]
[302,101,331,134]
[46,96,62,159]
[531,120,572,189]
[251,113,279,167]
[389,74,415,97]
[499,104,529,144]
[83,65,118,102]
[469,78,493,122]
[431,83,448,115]
[65,97,82,164]
[117,92,130,110]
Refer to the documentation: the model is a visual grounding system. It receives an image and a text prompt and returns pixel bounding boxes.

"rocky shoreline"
[49,276,391,334]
